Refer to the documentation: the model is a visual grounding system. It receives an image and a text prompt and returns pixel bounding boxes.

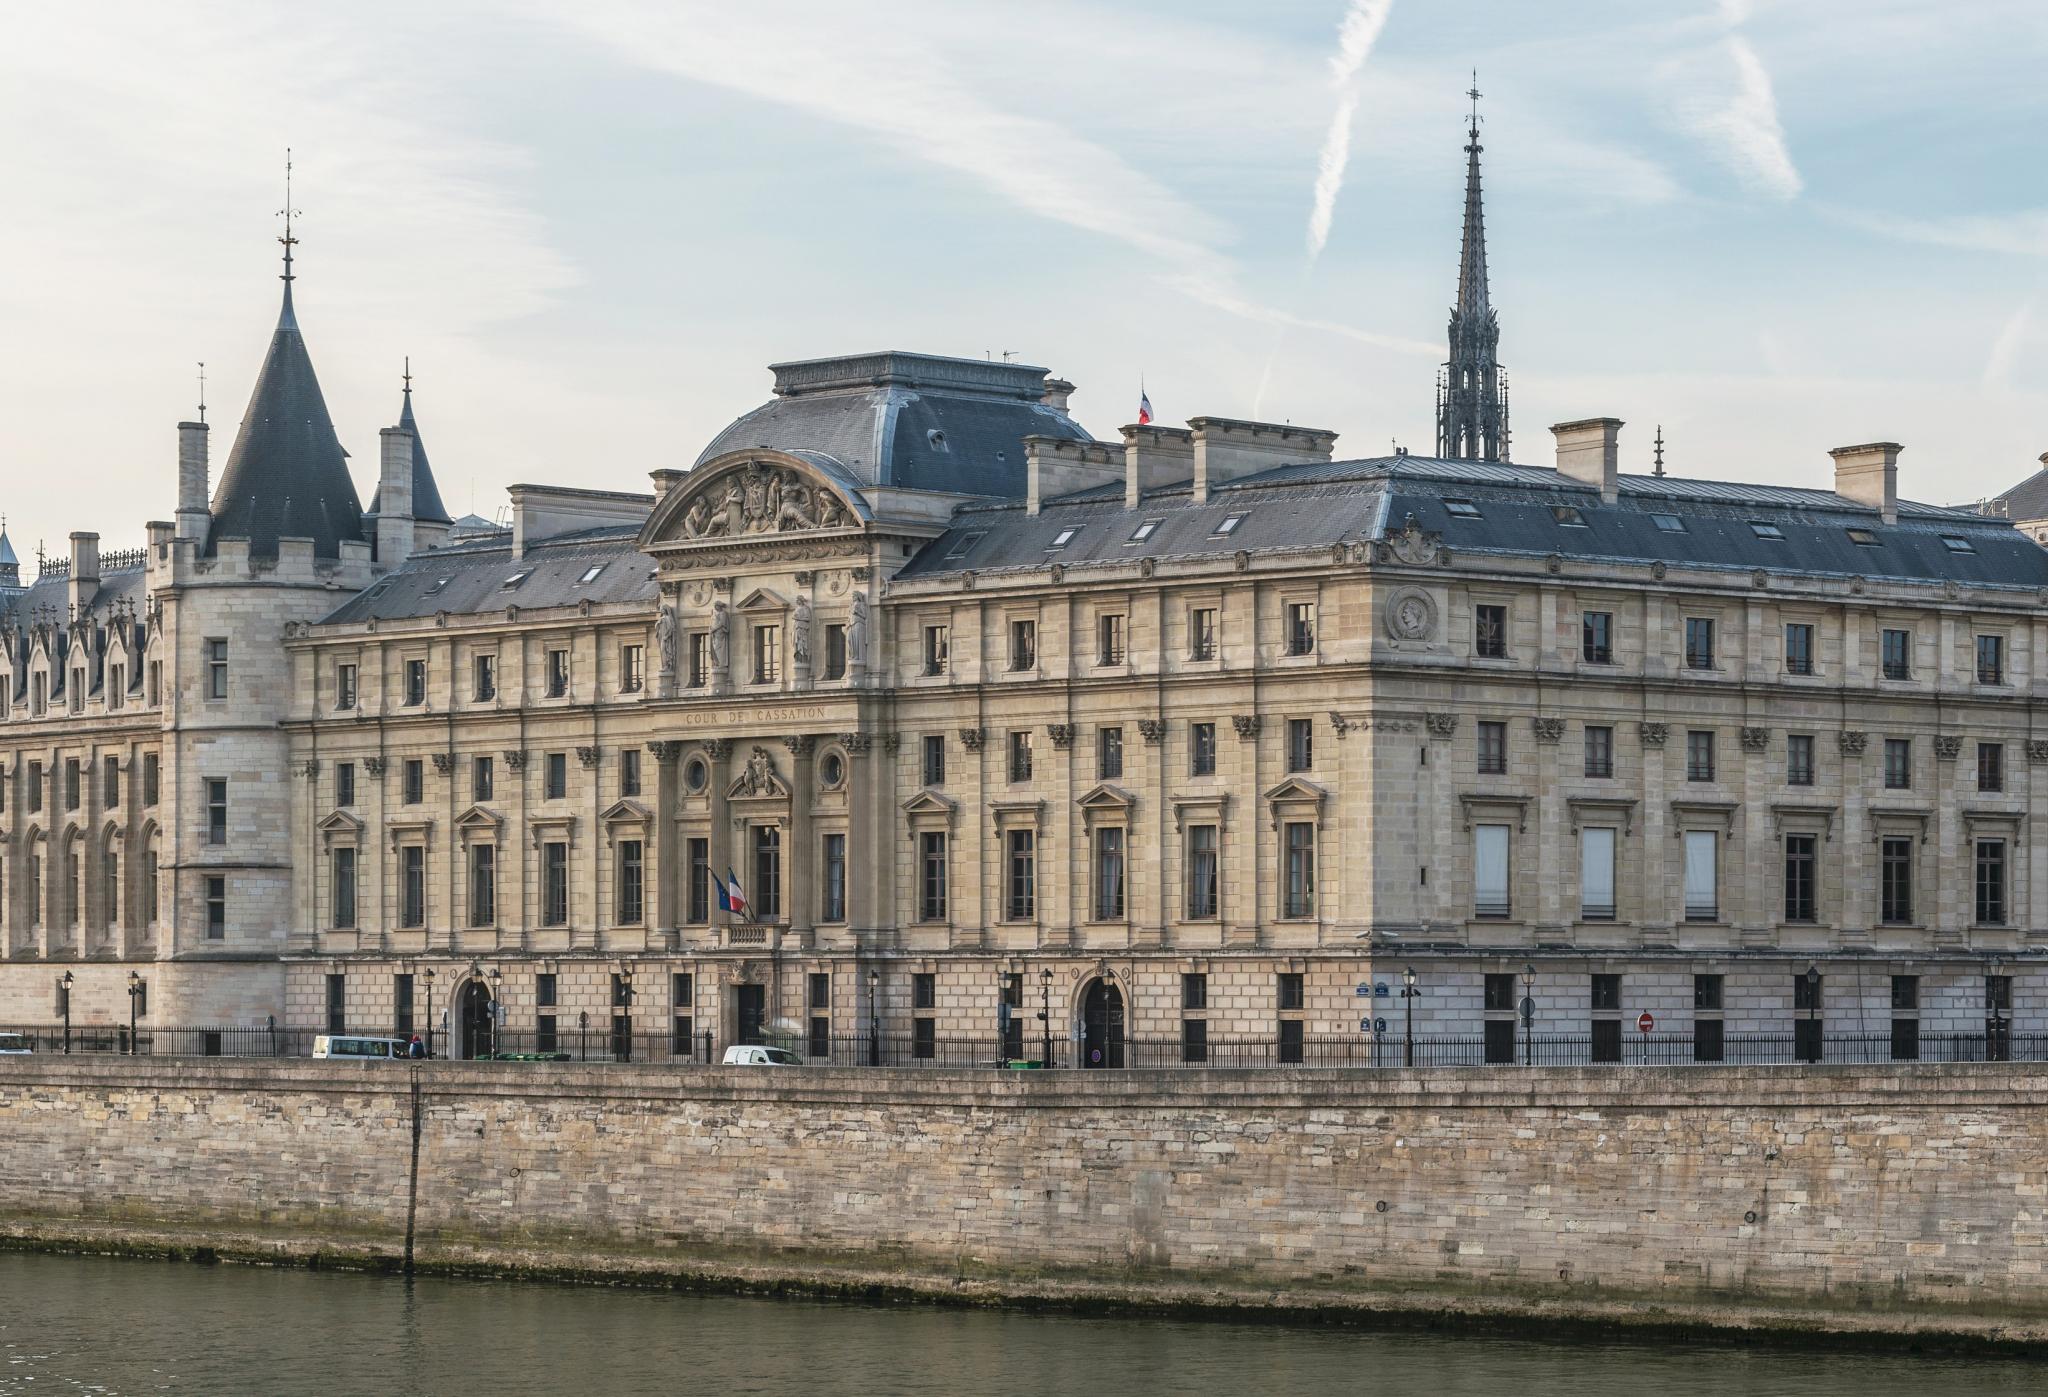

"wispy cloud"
[1984,302,2034,393]
[1665,3,1801,201]
[1306,1,1395,260]
[1834,207,2048,258]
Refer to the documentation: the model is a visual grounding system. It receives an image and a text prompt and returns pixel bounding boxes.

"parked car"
[0,1033,32,1055]
[311,1035,411,1060]
[721,1045,803,1066]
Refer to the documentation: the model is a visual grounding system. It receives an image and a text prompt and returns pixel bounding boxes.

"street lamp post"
[1804,963,1820,1063]
[1521,963,1535,1067]
[868,969,881,1067]
[59,971,73,1054]
[1402,966,1418,1068]
[423,967,436,1059]
[1039,968,1054,1068]
[616,966,633,1062]
[489,966,504,1058]
[126,971,144,1055]
[579,1010,589,1062]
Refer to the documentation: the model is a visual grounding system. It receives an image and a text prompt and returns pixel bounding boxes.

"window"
[1190,607,1218,661]
[1590,973,1621,1012]
[1650,512,1686,533]
[399,845,426,928]
[1784,623,1814,676]
[688,634,708,689]
[1048,527,1080,549]
[1880,837,1914,924]
[1283,822,1315,918]
[1286,718,1313,772]
[205,779,227,845]
[921,735,945,787]
[1979,742,2005,793]
[1749,521,1785,540]
[330,847,357,929]
[1683,831,1718,920]
[1783,834,1818,923]
[616,840,644,924]
[620,643,644,693]
[1475,604,1507,659]
[403,759,424,806]
[1552,505,1587,527]
[1005,829,1035,921]
[578,562,608,585]
[500,569,531,590]
[541,841,568,926]
[1285,602,1315,656]
[753,624,782,683]
[1009,619,1037,671]
[545,752,568,800]
[1097,614,1126,667]
[1485,974,1516,1012]
[821,833,847,922]
[913,971,936,1011]
[326,973,345,1033]
[1093,827,1125,920]
[1695,1017,1725,1063]
[1277,972,1305,1012]
[471,755,493,803]
[1975,839,2008,926]
[1580,828,1615,920]
[205,874,226,939]
[1477,720,1507,775]
[1684,617,1715,669]
[25,761,40,814]
[1191,722,1216,777]
[394,974,414,1036]
[108,665,123,710]
[1212,512,1247,536]
[1694,974,1724,1011]
[1845,527,1879,546]
[403,658,427,706]
[469,844,496,927]
[1686,730,1715,782]
[205,638,228,700]
[1581,611,1612,664]
[473,653,497,702]
[1793,972,1823,1062]
[546,648,570,697]
[943,530,982,560]
[1180,1015,1209,1064]
[1988,975,2014,1061]
[823,624,848,680]
[336,662,358,710]
[1786,734,1814,787]
[1182,973,1209,1012]
[1883,738,1911,790]
[753,825,782,920]
[142,754,158,807]
[63,759,79,810]
[1940,534,1976,553]
[1977,634,2004,685]
[919,831,948,921]
[1889,974,1918,1014]
[1880,628,1911,681]
[336,761,356,807]
[619,748,642,798]
[687,838,710,924]
[1129,519,1160,543]
[1474,824,1510,918]
[1444,498,1482,519]
[1185,824,1217,919]
[1567,727,1609,784]
[923,623,950,676]
[1008,730,1033,783]
[1098,727,1123,780]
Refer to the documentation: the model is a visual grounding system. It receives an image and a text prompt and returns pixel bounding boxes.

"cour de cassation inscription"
[2,1058,2046,1345]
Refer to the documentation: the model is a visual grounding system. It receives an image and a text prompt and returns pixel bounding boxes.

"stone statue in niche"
[792,595,812,665]
[708,600,731,679]
[654,600,678,679]
[675,461,854,540]
[847,592,869,670]
[735,745,779,796]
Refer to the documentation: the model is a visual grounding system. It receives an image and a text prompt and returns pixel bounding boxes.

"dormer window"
[1651,513,1686,533]
[425,576,452,595]
[1749,522,1785,540]
[1552,506,1587,527]
[1442,499,1481,520]
[500,570,532,590]
[1129,519,1161,543]
[1846,527,1880,546]
[1048,528,1080,550]
[1212,512,1248,537]
[945,531,986,561]
[1940,534,1976,554]
[577,563,606,585]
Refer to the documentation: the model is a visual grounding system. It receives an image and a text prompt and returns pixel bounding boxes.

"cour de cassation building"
[10,122,2048,1069]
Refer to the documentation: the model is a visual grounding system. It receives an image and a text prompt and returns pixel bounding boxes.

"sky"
[2,0,2046,556]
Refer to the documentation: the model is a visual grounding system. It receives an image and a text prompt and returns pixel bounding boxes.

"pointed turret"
[205,187,366,559]
[1436,77,1510,463]
[369,363,451,525]
[0,518,19,593]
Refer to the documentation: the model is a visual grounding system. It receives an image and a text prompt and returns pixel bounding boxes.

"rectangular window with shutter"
[1474,824,1510,918]
[1683,831,1718,921]
[1580,828,1615,920]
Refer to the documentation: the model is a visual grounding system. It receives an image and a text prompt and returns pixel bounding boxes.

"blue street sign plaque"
[1355,983,1371,997]
[1374,983,1391,998]
[1359,1018,1372,1033]
[1375,1017,1388,1033]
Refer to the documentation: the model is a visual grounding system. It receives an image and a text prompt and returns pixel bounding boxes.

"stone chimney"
[376,427,416,566]
[1023,437,1122,517]
[1831,442,1900,525]
[68,532,100,614]
[1552,418,1622,504]
[175,421,210,542]
[1041,377,1075,413]
[649,468,685,504]
[1189,418,1337,504]
[1121,424,1194,509]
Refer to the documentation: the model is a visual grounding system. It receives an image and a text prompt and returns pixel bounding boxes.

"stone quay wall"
[1,1060,2045,1342]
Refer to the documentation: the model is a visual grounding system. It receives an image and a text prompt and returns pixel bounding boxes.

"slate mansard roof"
[319,527,656,626]
[694,351,1094,498]
[901,454,2048,590]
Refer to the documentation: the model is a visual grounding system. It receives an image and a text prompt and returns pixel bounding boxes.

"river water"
[0,1251,2039,1395]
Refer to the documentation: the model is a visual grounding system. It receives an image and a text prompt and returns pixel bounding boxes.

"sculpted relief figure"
[708,600,731,678]
[675,462,854,541]
[792,594,812,665]
[847,592,869,670]
[654,600,678,677]
[737,745,778,796]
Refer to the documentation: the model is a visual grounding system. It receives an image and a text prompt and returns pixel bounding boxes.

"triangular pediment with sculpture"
[726,745,791,801]
[641,451,867,549]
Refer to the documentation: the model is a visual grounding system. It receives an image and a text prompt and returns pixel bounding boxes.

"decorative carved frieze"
[838,733,872,755]
[363,757,387,777]
[576,746,602,769]
[958,727,986,752]
[729,746,786,798]
[1740,726,1770,752]
[298,761,320,780]
[783,734,816,758]
[502,751,527,772]
[1329,712,1351,738]
[1136,720,1166,746]
[1424,713,1458,738]
[674,460,853,541]
[2028,739,2048,764]
[1231,715,1261,740]
[431,753,454,774]
[1638,722,1669,748]
[880,733,901,755]
[1838,730,1868,755]
[1933,735,1964,761]
[647,741,683,764]
[1379,513,1446,567]
[703,738,734,760]
[1045,724,1074,749]
[1532,718,1564,744]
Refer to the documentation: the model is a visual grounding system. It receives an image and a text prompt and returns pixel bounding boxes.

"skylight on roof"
[1650,513,1686,533]
[1212,512,1247,537]
[1443,499,1482,519]
[1048,527,1080,550]
[577,562,607,584]
[1129,519,1161,543]
[1939,534,1976,554]
[1552,505,1587,527]
[1749,522,1785,540]
[500,570,532,590]
[945,531,986,561]
[1846,528,1881,546]
[425,576,452,595]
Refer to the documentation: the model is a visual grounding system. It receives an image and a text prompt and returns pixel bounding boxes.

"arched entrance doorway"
[458,980,496,1060]
[1080,978,1125,1069]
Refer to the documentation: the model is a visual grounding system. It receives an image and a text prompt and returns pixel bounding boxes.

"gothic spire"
[1436,75,1510,463]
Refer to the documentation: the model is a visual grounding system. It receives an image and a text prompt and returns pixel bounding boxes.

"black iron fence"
[8,1024,2048,1069]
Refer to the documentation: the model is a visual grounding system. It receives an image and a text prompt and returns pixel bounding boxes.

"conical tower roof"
[206,275,366,559]
[369,373,452,525]
[0,523,17,569]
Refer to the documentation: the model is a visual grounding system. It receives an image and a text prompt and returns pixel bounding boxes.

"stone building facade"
[11,127,2048,1066]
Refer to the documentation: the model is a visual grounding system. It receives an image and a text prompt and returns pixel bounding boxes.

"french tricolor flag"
[1137,389,1153,426]
[723,869,748,918]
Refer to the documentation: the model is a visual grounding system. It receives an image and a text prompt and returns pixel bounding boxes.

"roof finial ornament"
[402,355,413,399]
[278,147,299,284]
[1653,424,1666,478]
[197,361,207,424]
[1467,69,1483,140]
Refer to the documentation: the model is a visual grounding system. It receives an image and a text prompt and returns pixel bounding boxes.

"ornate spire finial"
[1467,69,1482,140]
[278,148,299,284]
[1436,74,1508,463]
[197,361,207,424]
[1653,425,1666,477]
[402,355,412,398]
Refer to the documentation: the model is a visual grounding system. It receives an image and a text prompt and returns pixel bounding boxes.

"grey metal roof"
[206,284,367,558]
[1976,464,2048,523]
[319,527,655,626]
[694,351,1094,498]
[902,454,2048,589]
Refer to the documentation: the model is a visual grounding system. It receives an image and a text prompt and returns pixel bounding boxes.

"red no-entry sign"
[1637,1011,1655,1035]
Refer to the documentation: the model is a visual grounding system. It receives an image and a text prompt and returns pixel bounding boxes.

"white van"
[312,1035,411,1061]
[721,1045,803,1066]
[0,1033,32,1055]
